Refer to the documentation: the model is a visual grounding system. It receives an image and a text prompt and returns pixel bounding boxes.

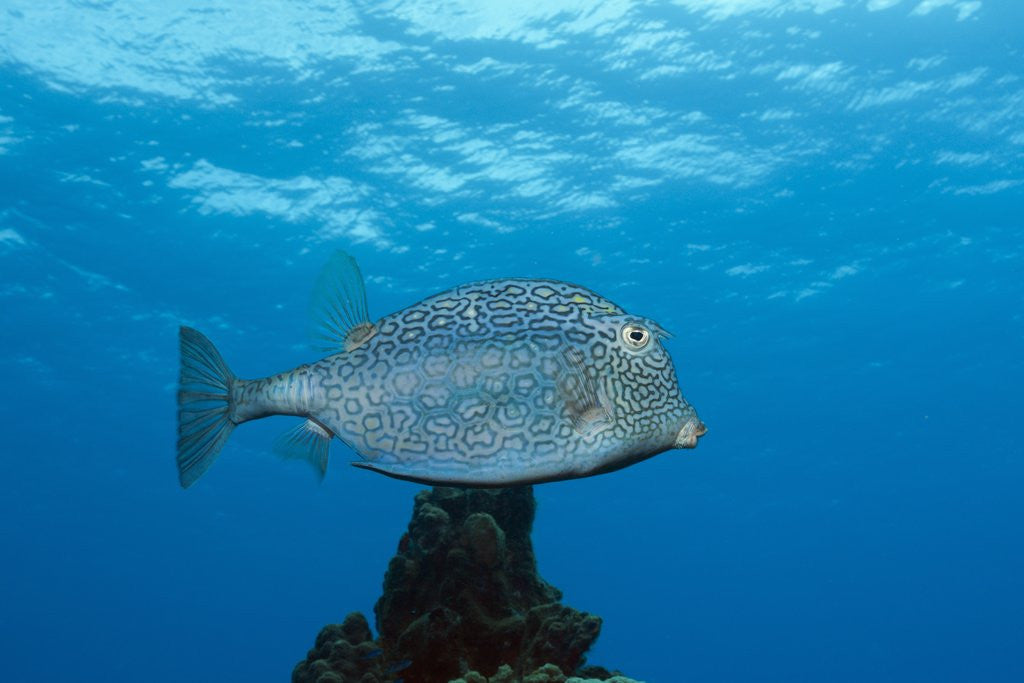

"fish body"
[176,254,705,488]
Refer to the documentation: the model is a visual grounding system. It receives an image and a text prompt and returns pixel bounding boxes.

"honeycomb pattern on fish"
[176,255,703,489]
[303,279,694,484]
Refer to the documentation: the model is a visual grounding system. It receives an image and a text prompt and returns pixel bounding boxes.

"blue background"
[1,1,1022,681]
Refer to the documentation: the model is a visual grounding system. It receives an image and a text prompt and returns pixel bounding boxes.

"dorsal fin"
[557,347,611,436]
[310,250,377,352]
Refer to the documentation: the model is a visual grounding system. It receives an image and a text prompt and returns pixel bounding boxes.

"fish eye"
[620,324,651,350]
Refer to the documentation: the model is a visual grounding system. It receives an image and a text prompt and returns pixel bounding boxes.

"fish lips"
[673,418,707,449]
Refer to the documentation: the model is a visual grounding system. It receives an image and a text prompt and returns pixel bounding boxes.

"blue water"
[2,2,1022,681]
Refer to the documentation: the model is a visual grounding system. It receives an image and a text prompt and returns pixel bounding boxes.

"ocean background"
[1,1,1022,681]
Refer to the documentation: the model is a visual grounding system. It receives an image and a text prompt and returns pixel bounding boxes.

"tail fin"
[177,326,237,488]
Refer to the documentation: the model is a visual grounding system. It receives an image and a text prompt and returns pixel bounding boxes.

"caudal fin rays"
[177,326,237,488]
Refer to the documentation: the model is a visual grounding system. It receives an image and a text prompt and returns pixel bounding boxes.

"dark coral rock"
[522,603,602,673]
[295,486,627,683]
[575,665,617,680]
[293,612,384,683]
[462,512,506,568]
[451,664,644,683]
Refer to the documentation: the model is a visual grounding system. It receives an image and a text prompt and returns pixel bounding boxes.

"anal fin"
[274,419,333,480]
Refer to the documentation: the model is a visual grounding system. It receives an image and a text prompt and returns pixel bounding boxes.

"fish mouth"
[673,419,707,449]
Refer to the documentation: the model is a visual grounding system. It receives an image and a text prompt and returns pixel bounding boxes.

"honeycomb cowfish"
[176,252,705,488]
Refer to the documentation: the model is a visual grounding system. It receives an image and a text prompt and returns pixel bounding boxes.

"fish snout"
[674,419,707,449]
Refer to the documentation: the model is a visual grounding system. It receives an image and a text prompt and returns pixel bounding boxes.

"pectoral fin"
[557,347,611,436]
[310,250,378,352]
